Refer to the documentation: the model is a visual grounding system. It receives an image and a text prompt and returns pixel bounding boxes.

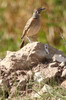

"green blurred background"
[0,0,66,58]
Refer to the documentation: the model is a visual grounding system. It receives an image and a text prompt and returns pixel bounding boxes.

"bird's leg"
[26,36,33,43]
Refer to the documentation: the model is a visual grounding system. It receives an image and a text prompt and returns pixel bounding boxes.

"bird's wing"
[21,17,35,39]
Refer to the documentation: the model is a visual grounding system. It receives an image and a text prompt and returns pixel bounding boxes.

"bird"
[20,7,45,48]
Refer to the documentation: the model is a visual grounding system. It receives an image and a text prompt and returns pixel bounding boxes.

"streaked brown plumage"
[20,7,45,48]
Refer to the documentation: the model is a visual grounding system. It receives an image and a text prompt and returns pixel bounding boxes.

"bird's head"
[36,7,46,14]
[33,7,45,18]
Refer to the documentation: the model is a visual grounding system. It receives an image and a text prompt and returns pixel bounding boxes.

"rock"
[53,54,66,63]
[0,42,65,70]
[48,62,58,68]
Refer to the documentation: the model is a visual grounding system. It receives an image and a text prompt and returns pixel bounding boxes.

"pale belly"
[26,22,41,37]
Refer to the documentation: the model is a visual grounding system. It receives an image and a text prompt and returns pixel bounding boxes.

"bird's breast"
[27,18,41,37]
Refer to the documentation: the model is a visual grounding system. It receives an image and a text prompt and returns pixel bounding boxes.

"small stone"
[49,62,58,68]
[34,72,44,83]
[61,69,66,77]
[59,62,65,67]
[32,84,53,98]
[53,54,66,63]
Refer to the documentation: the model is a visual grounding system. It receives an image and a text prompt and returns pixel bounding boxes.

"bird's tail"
[20,39,25,48]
